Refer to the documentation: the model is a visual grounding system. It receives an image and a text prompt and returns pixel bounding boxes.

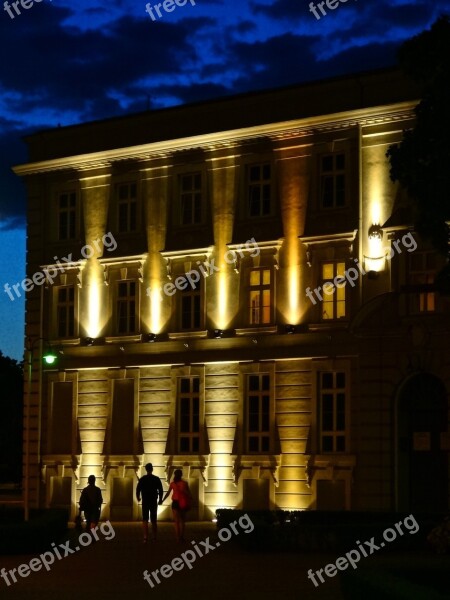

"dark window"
[246,374,271,453]
[408,251,436,313]
[178,377,200,453]
[318,371,347,452]
[248,164,271,217]
[320,154,346,209]
[57,287,75,338]
[117,183,137,233]
[117,281,137,334]
[58,192,76,240]
[180,278,202,330]
[180,173,202,225]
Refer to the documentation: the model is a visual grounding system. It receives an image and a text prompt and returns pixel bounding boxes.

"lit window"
[321,262,346,320]
[320,153,346,208]
[249,268,272,325]
[117,281,137,334]
[117,183,137,233]
[178,377,200,453]
[57,287,75,338]
[319,371,347,453]
[408,251,436,313]
[246,374,271,453]
[180,278,202,330]
[180,173,202,225]
[58,192,76,240]
[248,164,271,217]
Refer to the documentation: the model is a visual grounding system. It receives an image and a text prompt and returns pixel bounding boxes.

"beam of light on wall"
[150,285,162,334]
[288,263,301,324]
[217,271,230,330]
[86,259,105,338]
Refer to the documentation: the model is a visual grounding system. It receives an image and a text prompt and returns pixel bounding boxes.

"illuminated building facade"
[15,69,450,520]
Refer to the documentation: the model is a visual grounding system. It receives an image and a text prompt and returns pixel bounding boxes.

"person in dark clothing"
[136,463,164,543]
[79,475,103,531]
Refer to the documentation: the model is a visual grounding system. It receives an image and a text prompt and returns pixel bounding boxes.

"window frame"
[116,279,138,335]
[320,261,347,321]
[407,249,437,314]
[245,373,272,454]
[311,361,351,455]
[319,152,347,210]
[248,266,274,326]
[56,285,76,339]
[246,162,273,218]
[178,171,203,227]
[179,276,204,331]
[57,191,78,241]
[177,376,201,454]
[115,182,139,234]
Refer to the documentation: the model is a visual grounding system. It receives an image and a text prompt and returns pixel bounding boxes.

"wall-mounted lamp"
[213,329,223,339]
[368,223,383,241]
[144,333,157,343]
[364,223,386,274]
[43,347,58,365]
[84,337,95,346]
[285,325,295,335]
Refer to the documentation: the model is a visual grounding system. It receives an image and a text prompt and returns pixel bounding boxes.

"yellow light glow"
[371,202,381,225]
[288,264,300,324]
[85,259,107,338]
[217,271,229,330]
[150,286,162,334]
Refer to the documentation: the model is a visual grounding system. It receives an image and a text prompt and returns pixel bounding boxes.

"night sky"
[0,0,447,361]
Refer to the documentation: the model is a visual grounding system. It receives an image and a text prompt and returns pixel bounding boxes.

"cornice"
[13,101,417,176]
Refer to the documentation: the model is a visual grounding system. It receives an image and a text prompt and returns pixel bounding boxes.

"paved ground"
[0,521,448,600]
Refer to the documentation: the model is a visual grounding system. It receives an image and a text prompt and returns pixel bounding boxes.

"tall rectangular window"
[178,377,200,453]
[50,382,73,454]
[56,286,75,338]
[248,163,271,217]
[318,371,347,453]
[321,262,346,320]
[180,173,202,225]
[249,268,272,325]
[408,251,436,313]
[246,374,271,453]
[117,281,137,334]
[111,379,135,455]
[58,192,76,240]
[320,153,346,208]
[180,279,202,330]
[117,183,137,233]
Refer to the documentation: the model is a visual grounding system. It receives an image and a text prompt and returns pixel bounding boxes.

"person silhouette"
[161,469,192,542]
[136,463,164,543]
[79,475,103,531]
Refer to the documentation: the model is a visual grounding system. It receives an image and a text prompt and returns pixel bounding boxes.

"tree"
[386,16,450,269]
[0,351,23,483]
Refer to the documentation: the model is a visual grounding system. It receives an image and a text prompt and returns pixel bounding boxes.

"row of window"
[54,253,438,338]
[56,154,349,240]
[184,371,347,454]
[49,372,348,456]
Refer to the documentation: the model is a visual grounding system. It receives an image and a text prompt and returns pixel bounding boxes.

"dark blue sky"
[0,0,447,360]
